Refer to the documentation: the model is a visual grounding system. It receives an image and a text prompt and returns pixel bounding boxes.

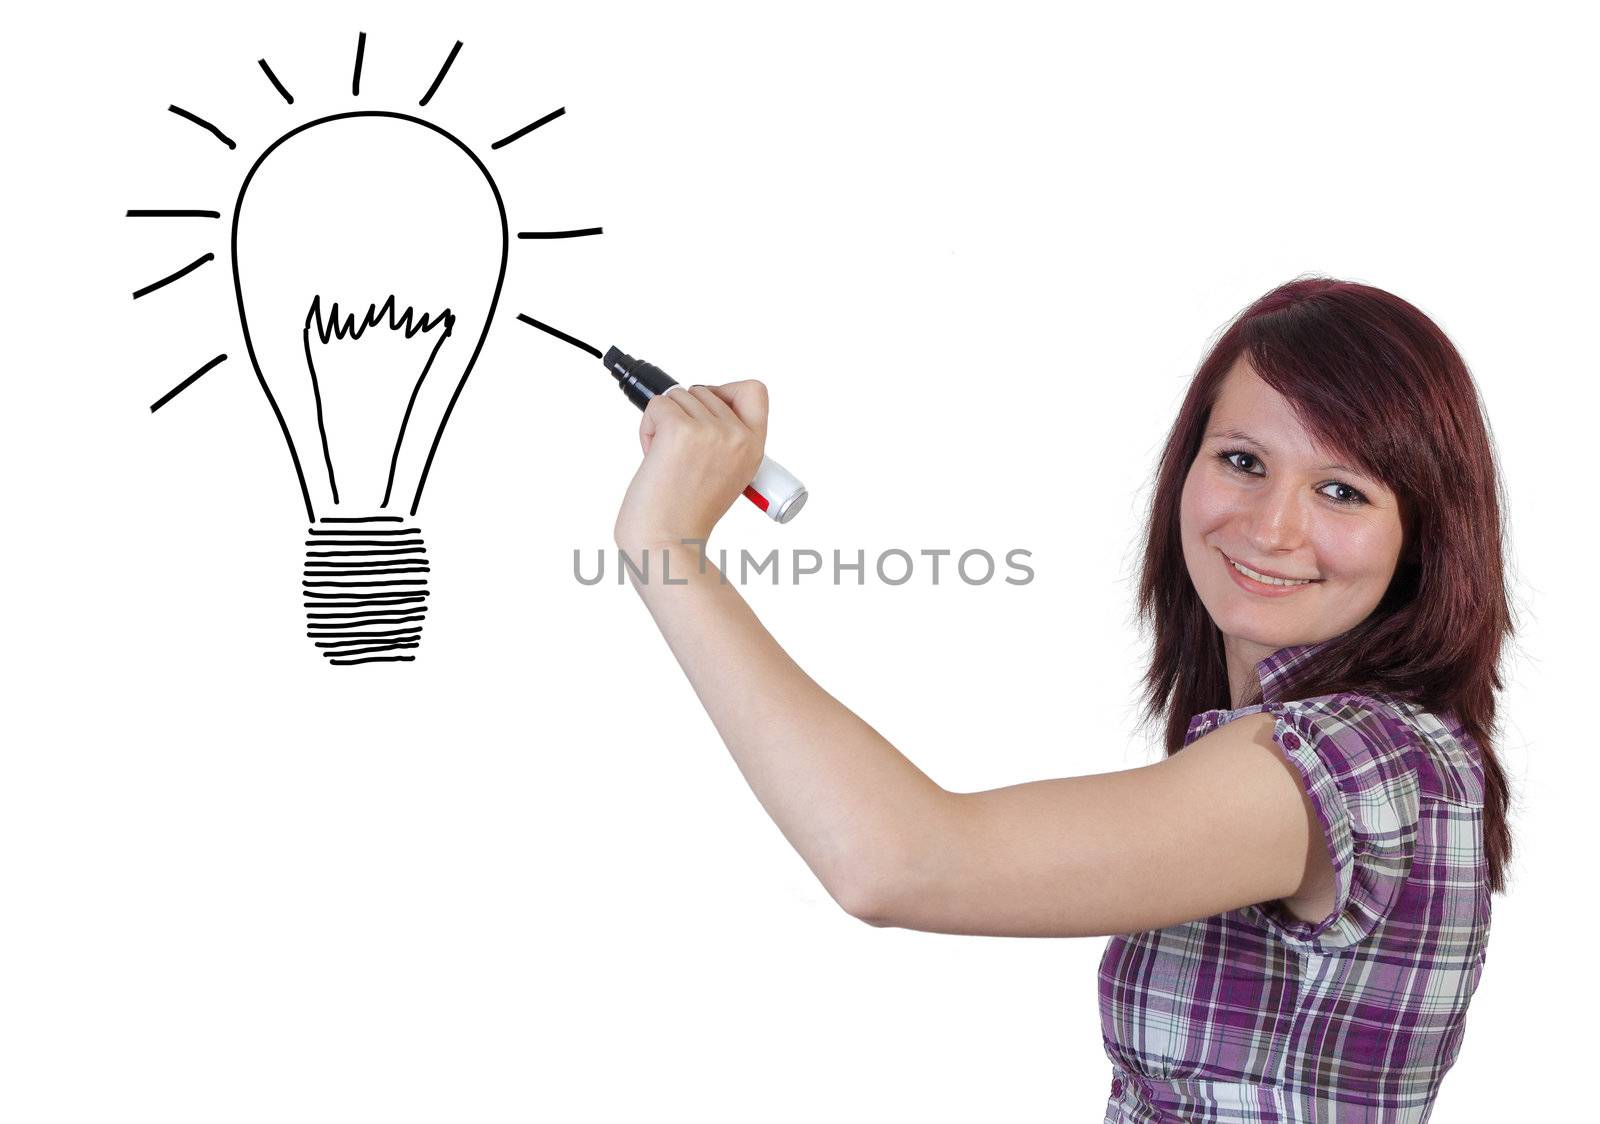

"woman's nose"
[1242,485,1309,550]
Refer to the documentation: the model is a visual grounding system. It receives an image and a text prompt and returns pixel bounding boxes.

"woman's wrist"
[613,534,721,589]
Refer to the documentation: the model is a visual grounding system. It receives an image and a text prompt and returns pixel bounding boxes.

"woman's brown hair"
[1134,276,1519,892]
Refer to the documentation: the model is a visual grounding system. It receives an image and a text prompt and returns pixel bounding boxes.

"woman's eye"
[1218,450,1259,474]
[1215,450,1368,506]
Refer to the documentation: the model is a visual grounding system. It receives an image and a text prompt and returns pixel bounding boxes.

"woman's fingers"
[661,384,712,418]
[683,384,737,421]
[641,381,768,455]
[703,380,769,442]
[640,388,692,453]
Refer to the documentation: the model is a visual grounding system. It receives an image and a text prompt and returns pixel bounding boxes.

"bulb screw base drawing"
[302,519,430,664]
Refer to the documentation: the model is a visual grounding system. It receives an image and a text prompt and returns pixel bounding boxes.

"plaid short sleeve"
[1254,695,1422,953]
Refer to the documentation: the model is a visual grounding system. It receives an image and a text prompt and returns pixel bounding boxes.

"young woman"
[611,277,1512,1122]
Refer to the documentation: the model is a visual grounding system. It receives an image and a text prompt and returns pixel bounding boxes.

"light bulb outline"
[231,109,510,522]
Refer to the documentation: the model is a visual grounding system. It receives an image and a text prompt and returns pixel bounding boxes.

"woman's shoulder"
[1280,690,1486,809]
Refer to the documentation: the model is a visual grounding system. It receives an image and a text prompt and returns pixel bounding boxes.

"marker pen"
[602,347,809,524]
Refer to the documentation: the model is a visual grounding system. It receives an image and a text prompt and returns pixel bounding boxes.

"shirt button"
[1111,1076,1124,1097]
[1282,732,1301,749]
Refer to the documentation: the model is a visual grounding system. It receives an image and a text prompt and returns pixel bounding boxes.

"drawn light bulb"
[233,111,508,664]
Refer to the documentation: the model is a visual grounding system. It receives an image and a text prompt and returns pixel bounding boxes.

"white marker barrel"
[744,455,808,523]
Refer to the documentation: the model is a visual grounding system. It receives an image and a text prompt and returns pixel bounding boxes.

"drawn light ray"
[491,106,565,150]
[516,313,601,357]
[132,251,215,299]
[258,58,294,104]
[168,105,237,149]
[149,353,228,413]
[127,209,221,218]
[419,41,462,106]
[517,227,603,239]
[352,31,367,96]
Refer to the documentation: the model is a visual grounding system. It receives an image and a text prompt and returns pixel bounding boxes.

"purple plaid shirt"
[1098,641,1492,1122]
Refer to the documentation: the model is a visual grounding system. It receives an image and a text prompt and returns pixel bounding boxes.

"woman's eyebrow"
[1205,428,1363,476]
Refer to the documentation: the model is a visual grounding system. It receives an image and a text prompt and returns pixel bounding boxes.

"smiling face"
[1180,356,1409,707]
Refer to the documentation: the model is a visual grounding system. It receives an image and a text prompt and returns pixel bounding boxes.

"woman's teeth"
[1229,558,1313,587]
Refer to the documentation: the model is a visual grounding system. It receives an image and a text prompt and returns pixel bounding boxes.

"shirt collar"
[1254,637,1339,704]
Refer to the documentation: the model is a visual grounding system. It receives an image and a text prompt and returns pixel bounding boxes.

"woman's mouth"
[1222,551,1320,596]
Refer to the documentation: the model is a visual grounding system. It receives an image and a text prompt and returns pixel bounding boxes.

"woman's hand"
[613,380,769,551]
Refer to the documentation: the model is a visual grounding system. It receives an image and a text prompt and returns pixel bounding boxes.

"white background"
[4,1,1591,1119]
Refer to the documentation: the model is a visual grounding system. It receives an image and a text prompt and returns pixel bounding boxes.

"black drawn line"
[304,562,431,572]
[307,562,430,571]
[324,642,421,658]
[302,588,429,599]
[302,589,428,598]
[305,547,427,558]
[307,295,454,343]
[307,601,430,612]
[302,602,428,611]
[490,106,565,150]
[303,586,427,596]
[419,40,462,106]
[306,576,431,585]
[312,573,432,582]
[382,322,453,508]
[517,227,603,239]
[307,624,425,634]
[305,532,424,541]
[233,111,509,521]
[311,630,423,644]
[329,655,416,665]
[315,633,423,645]
[312,635,421,647]
[317,515,404,524]
[316,634,420,646]
[258,58,294,104]
[312,636,421,648]
[132,252,214,299]
[308,624,425,634]
[305,611,428,621]
[517,313,602,358]
[352,32,367,96]
[307,620,426,631]
[150,353,227,413]
[168,105,236,149]
[303,574,429,582]
[303,540,424,549]
[302,318,340,505]
[127,209,221,218]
